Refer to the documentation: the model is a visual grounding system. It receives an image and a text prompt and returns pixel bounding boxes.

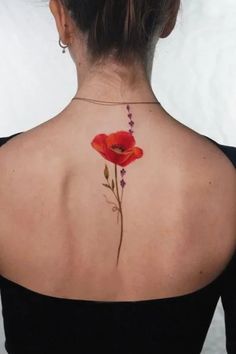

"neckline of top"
[0,250,235,304]
[0,132,235,304]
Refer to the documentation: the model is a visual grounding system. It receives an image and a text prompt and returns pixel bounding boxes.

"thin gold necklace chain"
[71,96,161,106]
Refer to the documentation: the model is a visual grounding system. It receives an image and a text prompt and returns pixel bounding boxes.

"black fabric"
[0,132,235,354]
[0,133,22,147]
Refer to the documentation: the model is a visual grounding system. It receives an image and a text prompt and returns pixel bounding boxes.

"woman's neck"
[74,59,157,103]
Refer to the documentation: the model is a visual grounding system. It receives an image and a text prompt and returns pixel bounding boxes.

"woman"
[0,0,235,353]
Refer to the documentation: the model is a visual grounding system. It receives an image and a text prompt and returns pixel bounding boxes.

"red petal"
[117,146,144,167]
[133,147,143,158]
[91,134,107,154]
[106,131,136,150]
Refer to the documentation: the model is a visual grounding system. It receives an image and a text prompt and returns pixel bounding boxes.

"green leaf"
[104,164,109,180]
[111,179,115,190]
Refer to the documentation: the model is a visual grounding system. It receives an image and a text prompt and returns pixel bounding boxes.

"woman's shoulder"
[176,131,236,263]
[0,132,23,148]
[0,128,59,218]
[0,131,33,185]
[200,134,236,169]
[186,132,236,204]
[0,124,62,176]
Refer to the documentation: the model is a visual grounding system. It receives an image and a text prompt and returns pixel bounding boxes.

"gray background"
[1,0,236,352]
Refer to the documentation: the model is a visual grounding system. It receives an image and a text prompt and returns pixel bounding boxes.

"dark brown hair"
[59,0,180,64]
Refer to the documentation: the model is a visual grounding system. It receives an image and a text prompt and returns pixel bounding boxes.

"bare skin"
[0,0,235,301]
[0,101,235,301]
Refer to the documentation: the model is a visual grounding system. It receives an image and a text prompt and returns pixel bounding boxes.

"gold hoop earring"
[59,38,68,54]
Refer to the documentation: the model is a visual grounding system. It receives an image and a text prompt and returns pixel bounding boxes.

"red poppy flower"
[91,130,143,167]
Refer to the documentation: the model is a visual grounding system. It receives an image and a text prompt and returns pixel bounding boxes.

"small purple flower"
[120,168,126,177]
[120,179,126,188]
[129,129,134,134]
[129,120,134,126]
[128,113,132,119]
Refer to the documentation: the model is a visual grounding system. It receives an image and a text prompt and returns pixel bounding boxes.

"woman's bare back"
[0,104,235,301]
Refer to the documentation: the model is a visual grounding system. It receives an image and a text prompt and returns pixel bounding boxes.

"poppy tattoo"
[91,105,143,266]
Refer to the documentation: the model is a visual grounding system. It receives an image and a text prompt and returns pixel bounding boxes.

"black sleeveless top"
[0,132,235,354]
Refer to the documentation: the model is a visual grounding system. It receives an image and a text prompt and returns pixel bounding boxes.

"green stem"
[120,185,124,204]
[114,164,124,267]
[107,179,119,202]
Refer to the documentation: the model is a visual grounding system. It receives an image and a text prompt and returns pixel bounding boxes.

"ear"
[49,0,72,44]
[160,0,180,39]
[159,17,177,38]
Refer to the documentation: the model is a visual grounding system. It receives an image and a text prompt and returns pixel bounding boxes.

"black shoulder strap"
[203,135,236,169]
[0,132,23,148]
